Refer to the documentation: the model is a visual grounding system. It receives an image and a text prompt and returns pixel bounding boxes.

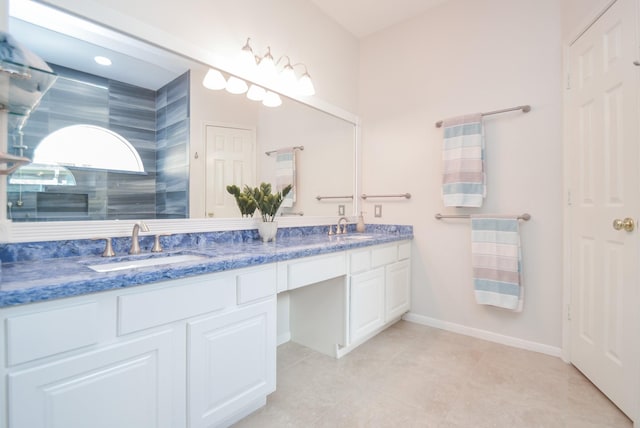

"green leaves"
[227,182,292,222]
[226,184,257,218]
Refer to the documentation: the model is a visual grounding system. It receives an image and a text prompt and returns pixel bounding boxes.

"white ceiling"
[310,0,449,38]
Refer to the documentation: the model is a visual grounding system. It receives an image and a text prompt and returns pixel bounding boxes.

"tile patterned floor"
[233,321,633,427]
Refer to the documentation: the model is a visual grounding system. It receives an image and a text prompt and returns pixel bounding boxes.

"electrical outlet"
[374,204,382,217]
[338,205,345,216]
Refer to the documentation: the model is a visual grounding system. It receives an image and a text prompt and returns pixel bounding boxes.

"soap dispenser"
[356,212,366,233]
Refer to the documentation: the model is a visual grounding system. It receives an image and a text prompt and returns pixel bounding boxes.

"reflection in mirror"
[5,0,355,223]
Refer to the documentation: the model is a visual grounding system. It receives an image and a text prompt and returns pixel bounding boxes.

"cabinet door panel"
[187,298,276,428]
[350,268,385,343]
[9,330,174,428]
[385,260,411,321]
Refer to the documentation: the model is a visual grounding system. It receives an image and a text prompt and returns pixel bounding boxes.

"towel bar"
[265,145,304,156]
[435,105,531,128]
[435,213,531,221]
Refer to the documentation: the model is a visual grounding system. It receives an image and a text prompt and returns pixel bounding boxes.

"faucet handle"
[151,233,172,253]
[92,237,115,257]
[328,225,335,235]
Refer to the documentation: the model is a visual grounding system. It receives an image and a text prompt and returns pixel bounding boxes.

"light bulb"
[239,38,256,73]
[225,76,248,94]
[257,47,277,79]
[280,63,298,92]
[94,56,112,66]
[262,91,282,107]
[298,72,315,96]
[202,68,226,90]
[247,84,266,101]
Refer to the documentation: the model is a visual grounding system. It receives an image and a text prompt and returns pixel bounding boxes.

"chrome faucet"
[337,216,348,234]
[129,221,150,254]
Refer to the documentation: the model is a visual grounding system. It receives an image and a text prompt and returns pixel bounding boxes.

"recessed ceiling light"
[94,56,112,66]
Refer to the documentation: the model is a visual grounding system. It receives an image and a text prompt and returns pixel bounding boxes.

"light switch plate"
[338,205,345,216]
[374,205,382,217]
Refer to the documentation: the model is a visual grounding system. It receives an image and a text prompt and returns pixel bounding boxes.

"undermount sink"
[86,253,208,273]
[338,234,375,241]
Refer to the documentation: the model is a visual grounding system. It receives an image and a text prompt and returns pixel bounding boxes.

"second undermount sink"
[86,253,208,273]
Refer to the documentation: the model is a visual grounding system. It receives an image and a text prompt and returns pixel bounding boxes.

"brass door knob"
[613,217,635,232]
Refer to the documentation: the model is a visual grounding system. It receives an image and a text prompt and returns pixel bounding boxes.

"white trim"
[403,312,562,358]
[567,0,618,46]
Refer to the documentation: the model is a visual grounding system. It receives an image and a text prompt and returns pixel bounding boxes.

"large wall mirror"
[3,0,356,227]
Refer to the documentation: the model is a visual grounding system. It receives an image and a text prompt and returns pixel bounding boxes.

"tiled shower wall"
[7,65,190,221]
[156,73,190,219]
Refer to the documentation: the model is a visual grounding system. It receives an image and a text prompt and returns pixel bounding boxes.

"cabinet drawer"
[6,301,99,366]
[371,244,398,267]
[349,249,371,274]
[285,253,346,290]
[118,274,236,335]
[398,241,411,260]
[237,264,277,305]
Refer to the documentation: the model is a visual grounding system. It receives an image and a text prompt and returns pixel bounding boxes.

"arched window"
[33,124,145,172]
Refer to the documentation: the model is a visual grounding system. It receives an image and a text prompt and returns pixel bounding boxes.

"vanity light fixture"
[202,68,226,90]
[298,68,315,97]
[94,55,112,66]
[257,46,277,79]
[225,76,248,94]
[239,38,316,97]
[262,91,282,107]
[246,84,266,101]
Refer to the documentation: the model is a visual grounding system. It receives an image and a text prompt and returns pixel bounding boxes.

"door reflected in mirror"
[5,0,355,223]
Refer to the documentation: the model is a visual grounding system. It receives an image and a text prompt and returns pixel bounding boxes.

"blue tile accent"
[12,66,190,222]
[0,225,413,308]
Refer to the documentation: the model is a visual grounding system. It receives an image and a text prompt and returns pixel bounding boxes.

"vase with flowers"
[227,182,292,242]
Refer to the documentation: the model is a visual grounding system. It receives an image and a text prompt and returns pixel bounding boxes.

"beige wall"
[358,0,564,351]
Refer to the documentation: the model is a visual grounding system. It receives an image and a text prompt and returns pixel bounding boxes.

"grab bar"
[316,195,353,200]
[361,193,411,200]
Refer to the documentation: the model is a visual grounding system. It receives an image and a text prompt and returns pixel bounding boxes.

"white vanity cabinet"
[0,263,278,428]
[349,267,386,342]
[348,241,411,344]
[8,330,175,428]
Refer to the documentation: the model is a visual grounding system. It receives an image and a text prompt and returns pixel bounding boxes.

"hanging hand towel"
[441,113,485,207]
[471,215,523,311]
[276,150,296,208]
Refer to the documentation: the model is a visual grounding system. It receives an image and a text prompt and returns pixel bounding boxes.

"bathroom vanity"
[0,226,412,428]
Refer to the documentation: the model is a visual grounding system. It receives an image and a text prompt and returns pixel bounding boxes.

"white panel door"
[204,125,255,218]
[568,0,639,421]
[8,331,174,428]
[187,299,276,428]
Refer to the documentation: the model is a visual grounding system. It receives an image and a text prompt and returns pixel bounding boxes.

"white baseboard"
[277,332,291,346]
[402,312,562,358]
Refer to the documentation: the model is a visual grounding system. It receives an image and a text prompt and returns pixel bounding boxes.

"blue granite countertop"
[0,225,413,308]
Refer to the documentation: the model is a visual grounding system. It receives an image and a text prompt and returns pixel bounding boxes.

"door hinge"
[566,73,571,90]
[567,190,572,206]
[567,304,572,321]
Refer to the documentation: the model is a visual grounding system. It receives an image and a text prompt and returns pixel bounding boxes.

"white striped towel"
[471,215,523,311]
[276,150,296,208]
[442,114,486,207]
